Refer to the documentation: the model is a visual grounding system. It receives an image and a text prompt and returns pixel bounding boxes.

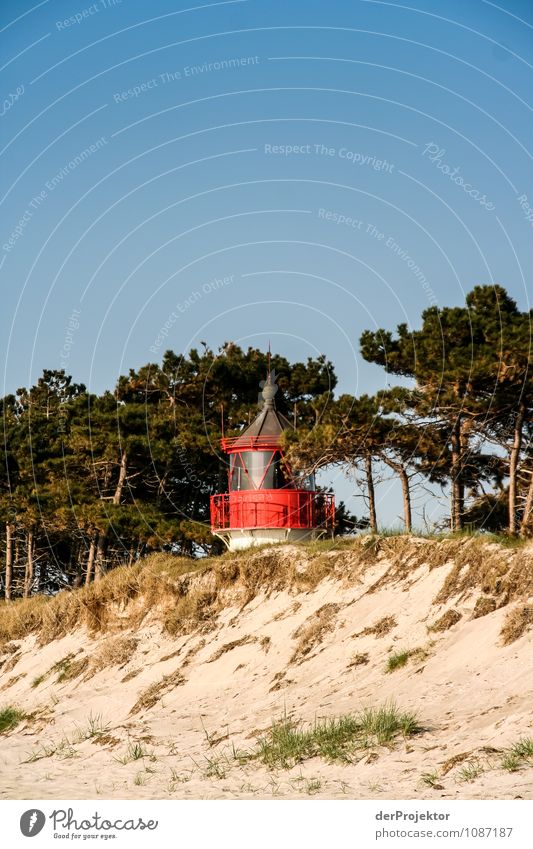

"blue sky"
[1,0,532,526]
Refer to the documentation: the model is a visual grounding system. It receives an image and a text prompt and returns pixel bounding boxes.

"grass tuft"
[420,771,441,788]
[385,646,431,673]
[0,705,25,733]
[115,740,151,764]
[386,650,410,672]
[510,738,533,758]
[458,760,483,783]
[254,702,421,769]
[501,752,521,773]
[72,712,110,743]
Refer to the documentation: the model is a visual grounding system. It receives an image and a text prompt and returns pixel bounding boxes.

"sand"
[0,542,532,800]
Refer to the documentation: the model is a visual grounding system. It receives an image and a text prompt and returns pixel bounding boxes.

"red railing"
[220,434,283,451]
[210,490,335,532]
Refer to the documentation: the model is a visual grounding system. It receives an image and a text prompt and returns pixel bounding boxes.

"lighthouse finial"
[261,344,278,407]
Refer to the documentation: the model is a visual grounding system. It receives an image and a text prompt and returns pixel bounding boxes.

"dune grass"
[254,703,421,769]
[0,532,531,650]
[501,738,533,772]
[386,650,410,672]
[0,555,208,647]
[0,705,25,734]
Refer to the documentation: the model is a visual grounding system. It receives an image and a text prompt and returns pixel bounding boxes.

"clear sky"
[1,0,532,527]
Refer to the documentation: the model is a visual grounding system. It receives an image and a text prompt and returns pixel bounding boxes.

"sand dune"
[0,537,532,800]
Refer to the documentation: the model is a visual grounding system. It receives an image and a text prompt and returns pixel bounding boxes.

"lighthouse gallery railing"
[210,490,335,532]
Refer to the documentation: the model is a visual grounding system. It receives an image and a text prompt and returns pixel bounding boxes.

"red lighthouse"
[210,369,335,551]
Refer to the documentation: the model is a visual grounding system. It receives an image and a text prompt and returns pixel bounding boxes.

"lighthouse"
[210,368,335,551]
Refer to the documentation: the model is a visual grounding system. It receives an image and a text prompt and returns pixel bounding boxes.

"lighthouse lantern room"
[210,369,335,551]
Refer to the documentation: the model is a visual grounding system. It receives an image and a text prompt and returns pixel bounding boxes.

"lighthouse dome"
[229,370,293,448]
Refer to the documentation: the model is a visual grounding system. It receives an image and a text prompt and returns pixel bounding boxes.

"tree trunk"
[450,417,464,531]
[365,455,377,532]
[85,535,97,585]
[94,450,128,581]
[24,528,34,598]
[399,467,412,532]
[508,404,525,535]
[113,450,128,506]
[5,522,14,601]
[382,458,412,532]
[72,542,84,588]
[94,532,107,581]
[520,467,533,537]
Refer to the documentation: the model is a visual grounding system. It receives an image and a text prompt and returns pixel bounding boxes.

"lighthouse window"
[229,451,287,490]
[229,454,246,491]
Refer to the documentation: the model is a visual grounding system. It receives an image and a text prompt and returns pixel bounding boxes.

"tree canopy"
[2,285,532,600]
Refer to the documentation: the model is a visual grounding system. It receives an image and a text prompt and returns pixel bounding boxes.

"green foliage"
[0,705,25,733]
[500,737,533,773]
[360,285,533,534]
[510,738,533,758]
[2,283,533,601]
[0,346,335,597]
[386,650,410,672]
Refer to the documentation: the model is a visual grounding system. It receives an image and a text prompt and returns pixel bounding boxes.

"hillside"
[0,535,532,800]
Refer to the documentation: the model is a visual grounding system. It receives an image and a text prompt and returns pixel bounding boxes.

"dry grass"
[89,636,139,675]
[347,652,370,669]
[207,635,257,663]
[290,603,340,664]
[500,605,533,645]
[0,674,25,691]
[162,588,218,636]
[431,538,533,606]
[1,536,531,654]
[121,669,141,683]
[2,651,22,673]
[355,615,397,638]
[51,653,89,684]
[129,669,186,715]
[428,609,462,632]
[441,750,472,775]
[272,602,301,622]
[471,596,498,619]
[57,656,90,682]
[260,636,271,653]
[0,556,208,648]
